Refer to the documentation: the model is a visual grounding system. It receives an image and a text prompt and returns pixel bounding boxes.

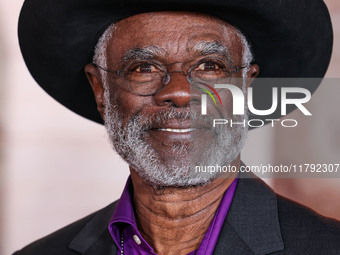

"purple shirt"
[109,177,238,255]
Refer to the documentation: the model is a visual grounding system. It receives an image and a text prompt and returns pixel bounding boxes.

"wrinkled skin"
[85,12,258,255]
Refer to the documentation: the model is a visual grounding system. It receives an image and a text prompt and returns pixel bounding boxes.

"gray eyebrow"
[121,42,232,65]
[190,41,233,63]
[122,46,165,64]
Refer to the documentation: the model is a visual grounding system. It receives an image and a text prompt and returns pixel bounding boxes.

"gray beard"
[103,89,248,188]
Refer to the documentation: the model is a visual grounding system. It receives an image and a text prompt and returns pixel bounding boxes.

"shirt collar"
[108,176,238,254]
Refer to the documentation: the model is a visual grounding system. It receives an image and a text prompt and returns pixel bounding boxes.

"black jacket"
[14,176,340,254]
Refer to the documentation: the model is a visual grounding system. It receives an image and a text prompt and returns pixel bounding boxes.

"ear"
[245,64,260,89]
[85,63,105,120]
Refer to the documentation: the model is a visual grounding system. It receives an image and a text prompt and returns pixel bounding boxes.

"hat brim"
[18,0,333,125]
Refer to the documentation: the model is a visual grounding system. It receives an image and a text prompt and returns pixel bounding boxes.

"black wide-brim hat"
[18,0,333,124]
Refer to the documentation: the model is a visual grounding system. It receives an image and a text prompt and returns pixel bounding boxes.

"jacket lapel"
[68,202,118,255]
[214,174,284,255]
[68,174,284,255]
[213,220,253,254]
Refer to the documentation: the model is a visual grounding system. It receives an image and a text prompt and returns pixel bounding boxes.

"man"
[16,0,340,254]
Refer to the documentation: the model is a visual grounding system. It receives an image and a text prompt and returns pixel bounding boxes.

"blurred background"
[0,1,339,254]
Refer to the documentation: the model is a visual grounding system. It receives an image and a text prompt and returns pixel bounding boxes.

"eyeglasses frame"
[92,57,248,96]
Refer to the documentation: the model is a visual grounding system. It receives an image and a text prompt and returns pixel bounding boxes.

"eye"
[191,58,231,80]
[195,61,222,72]
[130,62,159,73]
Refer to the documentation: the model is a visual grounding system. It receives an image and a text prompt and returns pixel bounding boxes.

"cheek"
[108,86,152,124]
[216,87,245,118]
[218,92,234,116]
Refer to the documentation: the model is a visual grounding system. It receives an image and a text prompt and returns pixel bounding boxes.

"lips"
[145,123,211,143]
[141,118,215,159]
[138,111,215,147]
[158,128,196,133]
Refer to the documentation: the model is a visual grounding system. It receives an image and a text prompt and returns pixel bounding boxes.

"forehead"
[107,12,243,65]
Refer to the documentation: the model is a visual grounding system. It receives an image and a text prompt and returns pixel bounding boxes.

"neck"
[130,159,239,255]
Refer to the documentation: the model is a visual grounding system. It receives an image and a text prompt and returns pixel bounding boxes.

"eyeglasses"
[93,57,248,96]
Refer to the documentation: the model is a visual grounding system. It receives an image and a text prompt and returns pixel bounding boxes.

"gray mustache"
[128,108,216,130]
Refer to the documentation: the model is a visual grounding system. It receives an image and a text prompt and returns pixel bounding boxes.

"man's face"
[89,12,257,187]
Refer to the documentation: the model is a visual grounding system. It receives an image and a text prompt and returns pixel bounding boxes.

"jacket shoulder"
[276,195,340,254]
[13,202,117,255]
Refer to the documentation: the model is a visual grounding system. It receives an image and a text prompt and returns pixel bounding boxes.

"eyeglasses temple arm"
[92,62,122,76]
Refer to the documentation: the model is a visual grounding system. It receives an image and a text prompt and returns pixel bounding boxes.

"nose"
[153,70,191,107]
